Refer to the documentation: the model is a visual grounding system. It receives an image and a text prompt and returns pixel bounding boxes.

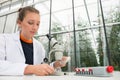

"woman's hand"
[24,64,55,76]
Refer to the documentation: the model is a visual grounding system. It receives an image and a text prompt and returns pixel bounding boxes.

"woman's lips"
[30,31,35,34]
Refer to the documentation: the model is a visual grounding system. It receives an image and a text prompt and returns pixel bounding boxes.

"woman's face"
[18,12,40,39]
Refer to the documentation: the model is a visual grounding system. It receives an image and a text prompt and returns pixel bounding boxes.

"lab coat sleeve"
[0,35,27,75]
[0,61,27,75]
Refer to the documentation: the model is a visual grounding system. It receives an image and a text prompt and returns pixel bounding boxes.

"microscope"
[46,34,70,75]
[45,34,63,61]
[46,34,63,71]
[42,34,71,75]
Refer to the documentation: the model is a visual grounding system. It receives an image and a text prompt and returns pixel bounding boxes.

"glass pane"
[23,0,33,6]
[11,1,21,10]
[109,24,120,70]
[35,1,50,35]
[76,29,99,67]
[0,6,9,13]
[51,0,73,33]
[4,12,17,33]
[0,16,6,33]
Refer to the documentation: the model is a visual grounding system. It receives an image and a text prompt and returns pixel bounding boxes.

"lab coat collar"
[13,31,20,41]
[13,31,24,57]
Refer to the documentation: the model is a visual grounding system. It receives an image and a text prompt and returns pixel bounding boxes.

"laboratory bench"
[0,71,120,80]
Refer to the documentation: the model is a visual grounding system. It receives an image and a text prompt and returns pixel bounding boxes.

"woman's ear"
[17,20,22,27]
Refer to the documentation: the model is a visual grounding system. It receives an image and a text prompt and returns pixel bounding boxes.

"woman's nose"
[33,24,38,30]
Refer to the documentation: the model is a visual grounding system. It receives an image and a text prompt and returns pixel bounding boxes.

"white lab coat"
[0,31,45,75]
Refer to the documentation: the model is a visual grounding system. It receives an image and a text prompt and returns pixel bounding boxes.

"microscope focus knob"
[43,58,49,63]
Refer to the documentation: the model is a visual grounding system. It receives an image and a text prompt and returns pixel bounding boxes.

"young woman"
[0,6,67,76]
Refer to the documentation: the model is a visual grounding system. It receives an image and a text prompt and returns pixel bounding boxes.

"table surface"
[0,71,120,80]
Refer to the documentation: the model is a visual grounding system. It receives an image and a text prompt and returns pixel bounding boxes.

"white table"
[0,71,120,80]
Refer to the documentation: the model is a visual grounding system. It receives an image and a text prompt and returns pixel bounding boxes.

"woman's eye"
[28,22,33,25]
